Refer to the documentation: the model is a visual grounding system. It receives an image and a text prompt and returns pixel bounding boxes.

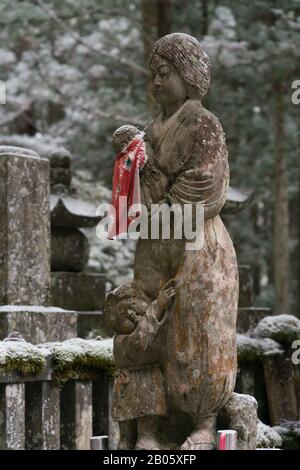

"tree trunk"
[273,80,289,313]
[141,0,173,110]
[200,0,209,36]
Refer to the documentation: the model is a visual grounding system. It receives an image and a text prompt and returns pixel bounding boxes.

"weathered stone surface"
[108,378,119,450]
[218,393,258,450]
[237,307,271,334]
[51,228,89,272]
[255,314,300,345]
[40,337,114,385]
[107,32,242,450]
[257,419,282,449]
[51,272,106,311]
[0,383,25,449]
[0,146,50,305]
[0,337,114,383]
[0,335,46,375]
[25,381,60,449]
[60,380,93,450]
[0,306,77,344]
[237,333,283,363]
[238,265,254,307]
[263,351,298,425]
[50,194,101,228]
[273,421,300,449]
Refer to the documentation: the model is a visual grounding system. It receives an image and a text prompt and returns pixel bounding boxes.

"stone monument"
[0,145,77,343]
[105,33,257,450]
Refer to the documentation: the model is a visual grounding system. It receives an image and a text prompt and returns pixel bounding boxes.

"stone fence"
[1,318,300,450]
[0,337,118,450]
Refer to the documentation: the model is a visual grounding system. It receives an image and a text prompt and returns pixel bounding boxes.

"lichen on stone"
[256,419,282,449]
[254,314,300,346]
[0,340,46,376]
[237,334,283,363]
[273,421,300,450]
[39,337,115,386]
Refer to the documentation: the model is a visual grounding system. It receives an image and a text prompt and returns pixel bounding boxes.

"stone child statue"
[112,125,145,154]
[105,279,176,450]
[109,124,166,238]
[112,125,169,214]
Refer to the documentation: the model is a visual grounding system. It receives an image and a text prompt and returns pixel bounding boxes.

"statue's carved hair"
[104,281,150,332]
[150,33,211,101]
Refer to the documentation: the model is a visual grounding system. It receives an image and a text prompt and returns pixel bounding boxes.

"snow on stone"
[0,305,74,313]
[254,314,300,345]
[257,419,283,449]
[237,333,283,363]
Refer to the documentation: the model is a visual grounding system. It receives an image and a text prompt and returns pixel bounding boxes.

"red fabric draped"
[108,137,147,239]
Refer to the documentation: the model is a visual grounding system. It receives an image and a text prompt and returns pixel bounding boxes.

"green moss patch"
[0,341,46,376]
[254,315,300,345]
[39,337,115,386]
[237,334,283,363]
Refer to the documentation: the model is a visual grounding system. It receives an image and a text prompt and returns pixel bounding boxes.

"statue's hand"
[158,279,176,310]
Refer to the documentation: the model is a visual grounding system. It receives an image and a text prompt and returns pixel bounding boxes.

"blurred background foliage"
[0,0,300,313]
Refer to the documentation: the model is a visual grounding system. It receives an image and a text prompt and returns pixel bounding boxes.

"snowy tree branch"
[35,0,148,78]
[35,62,146,127]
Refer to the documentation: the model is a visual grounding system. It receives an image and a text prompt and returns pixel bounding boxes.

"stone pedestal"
[0,306,77,343]
[218,393,258,450]
[0,146,50,306]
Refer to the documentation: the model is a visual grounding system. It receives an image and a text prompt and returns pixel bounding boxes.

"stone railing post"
[25,381,60,450]
[60,380,93,450]
[0,383,25,449]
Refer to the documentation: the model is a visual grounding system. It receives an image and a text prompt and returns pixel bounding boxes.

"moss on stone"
[0,340,46,376]
[0,337,115,384]
[257,419,282,449]
[254,314,300,346]
[237,334,283,363]
[39,337,115,386]
[273,421,300,450]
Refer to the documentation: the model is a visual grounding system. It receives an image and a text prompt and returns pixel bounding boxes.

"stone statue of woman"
[133,33,239,450]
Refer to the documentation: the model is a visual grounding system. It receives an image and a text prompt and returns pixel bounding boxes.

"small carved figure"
[105,279,176,450]
[109,126,148,239]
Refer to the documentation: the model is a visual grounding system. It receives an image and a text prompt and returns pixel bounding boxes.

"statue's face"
[150,54,187,108]
[112,131,134,153]
[116,298,148,334]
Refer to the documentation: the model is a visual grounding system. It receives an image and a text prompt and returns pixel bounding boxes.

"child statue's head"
[112,125,143,153]
[105,281,150,334]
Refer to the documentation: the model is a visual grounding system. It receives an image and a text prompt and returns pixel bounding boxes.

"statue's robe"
[134,99,239,416]
[112,302,167,421]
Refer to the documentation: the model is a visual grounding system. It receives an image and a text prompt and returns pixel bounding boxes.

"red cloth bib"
[108,137,147,239]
